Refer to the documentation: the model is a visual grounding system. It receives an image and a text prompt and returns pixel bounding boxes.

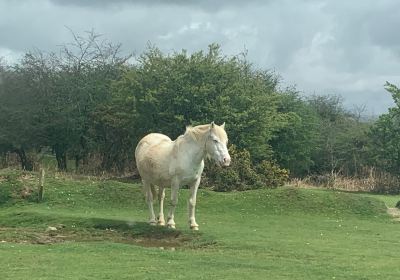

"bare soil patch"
[387,207,400,222]
[0,224,202,249]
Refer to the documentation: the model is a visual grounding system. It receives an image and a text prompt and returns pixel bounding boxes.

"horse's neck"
[178,134,206,167]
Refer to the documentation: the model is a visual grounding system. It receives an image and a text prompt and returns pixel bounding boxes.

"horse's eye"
[213,139,219,143]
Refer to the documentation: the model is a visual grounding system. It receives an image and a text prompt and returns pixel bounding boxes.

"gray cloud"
[49,0,264,12]
[0,0,399,114]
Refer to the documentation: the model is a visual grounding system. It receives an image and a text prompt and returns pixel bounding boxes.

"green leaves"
[4,34,398,182]
[368,84,400,174]
[113,44,285,162]
[385,81,400,107]
[203,145,288,191]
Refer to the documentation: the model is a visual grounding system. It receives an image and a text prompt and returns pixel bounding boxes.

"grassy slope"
[1,169,400,279]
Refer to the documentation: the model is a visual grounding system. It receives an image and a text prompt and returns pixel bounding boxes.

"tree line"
[0,32,399,192]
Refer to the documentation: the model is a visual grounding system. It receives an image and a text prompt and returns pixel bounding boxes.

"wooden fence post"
[38,168,45,202]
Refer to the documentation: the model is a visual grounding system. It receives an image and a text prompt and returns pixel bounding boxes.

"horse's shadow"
[87,217,182,239]
[83,217,195,248]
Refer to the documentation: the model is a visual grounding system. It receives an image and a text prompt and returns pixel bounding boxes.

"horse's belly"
[138,159,171,185]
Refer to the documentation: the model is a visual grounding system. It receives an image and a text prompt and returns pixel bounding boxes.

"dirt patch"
[0,227,66,245]
[0,175,7,183]
[20,186,35,199]
[0,224,204,249]
[387,208,400,222]
[19,173,35,181]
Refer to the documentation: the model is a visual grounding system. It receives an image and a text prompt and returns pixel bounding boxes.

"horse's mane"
[184,124,228,143]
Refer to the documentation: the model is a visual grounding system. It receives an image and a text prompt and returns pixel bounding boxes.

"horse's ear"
[221,122,225,129]
[211,121,215,128]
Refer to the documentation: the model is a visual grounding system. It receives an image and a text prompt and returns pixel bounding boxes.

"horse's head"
[205,122,231,167]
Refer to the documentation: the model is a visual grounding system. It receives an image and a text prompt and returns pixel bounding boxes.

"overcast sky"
[1,0,399,115]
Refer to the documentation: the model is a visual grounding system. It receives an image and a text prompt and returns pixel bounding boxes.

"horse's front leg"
[157,187,166,226]
[188,177,201,230]
[167,179,179,229]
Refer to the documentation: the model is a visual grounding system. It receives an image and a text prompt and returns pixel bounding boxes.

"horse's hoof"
[167,224,176,229]
[158,221,166,226]
[190,225,199,231]
[149,220,157,226]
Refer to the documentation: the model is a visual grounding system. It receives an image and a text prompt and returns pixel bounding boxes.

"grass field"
[1,168,400,279]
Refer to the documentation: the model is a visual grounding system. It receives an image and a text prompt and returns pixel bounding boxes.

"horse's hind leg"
[157,187,166,226]
[143,181,157,225]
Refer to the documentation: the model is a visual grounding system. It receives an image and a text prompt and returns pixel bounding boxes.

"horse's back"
[136,133,171,150]
[135,133,174,184]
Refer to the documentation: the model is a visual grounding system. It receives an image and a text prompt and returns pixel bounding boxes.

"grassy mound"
[0,168,388,246]
[0,169,196,247]
[0,168,387,217]
[1,169,400,279]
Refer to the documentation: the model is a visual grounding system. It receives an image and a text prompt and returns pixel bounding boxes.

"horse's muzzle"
[220,156,231,167]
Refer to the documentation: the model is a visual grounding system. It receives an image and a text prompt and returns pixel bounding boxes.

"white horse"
[135,122,231,230]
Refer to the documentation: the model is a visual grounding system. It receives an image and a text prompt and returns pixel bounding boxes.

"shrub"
[203,145,288,191]
[291,168,400,194]
[0,170,39,204]
[256,160,289,188]
[368,171,400,194]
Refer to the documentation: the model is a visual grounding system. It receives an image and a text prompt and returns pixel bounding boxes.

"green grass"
[1,168,400,279]
[364,193,400,208]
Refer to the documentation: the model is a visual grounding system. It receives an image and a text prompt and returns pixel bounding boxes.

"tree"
[270,90,320,177]
[111,44,287,163]
[0,60,45,170]
[368,82,400,174]
[305,94,371,176]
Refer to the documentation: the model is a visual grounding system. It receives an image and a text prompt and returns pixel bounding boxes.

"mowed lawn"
[1,169,400,279]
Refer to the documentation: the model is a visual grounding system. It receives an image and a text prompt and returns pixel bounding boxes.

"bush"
[203,145,288,191]
[0,170,38,204]
[368,171,400,194]
[291,168,400,194]
[256,160,289,188]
